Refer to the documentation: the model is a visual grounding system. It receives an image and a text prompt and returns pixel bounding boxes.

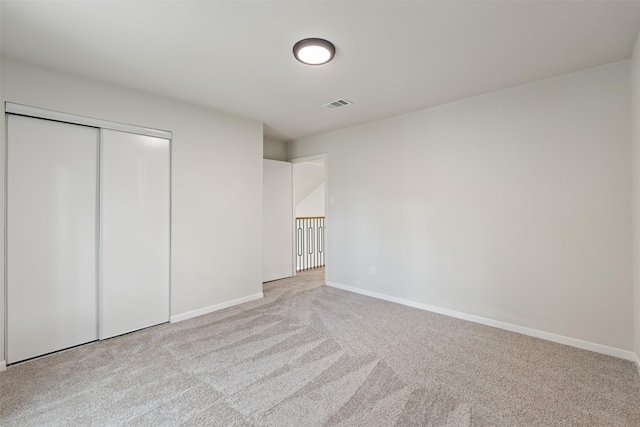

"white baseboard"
[327,281,636,362]
[636,353,640,377]
[170,292,263,323]
[0,360,6,372]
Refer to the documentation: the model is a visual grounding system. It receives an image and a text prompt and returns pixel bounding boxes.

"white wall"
[289,61,633,352]
[0,57,264,366]
[632,32,640,363]
[293,161,325,218]
[263,138,287,161]
[296,182,325,218]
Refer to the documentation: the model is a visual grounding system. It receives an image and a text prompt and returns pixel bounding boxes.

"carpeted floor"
[1,268,640,426]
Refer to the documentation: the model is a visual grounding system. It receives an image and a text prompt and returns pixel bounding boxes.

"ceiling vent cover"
[323,98,353,110]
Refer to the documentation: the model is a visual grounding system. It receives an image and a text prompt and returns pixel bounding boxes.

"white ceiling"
[2,1,640,142]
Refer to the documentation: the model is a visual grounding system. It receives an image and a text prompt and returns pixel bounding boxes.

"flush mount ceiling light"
[293,38,336,65]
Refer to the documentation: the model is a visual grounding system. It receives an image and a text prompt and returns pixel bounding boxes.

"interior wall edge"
[631,28,640,367]
[170,292,263,323]
[327,281,637,362]
[0,361,6,372]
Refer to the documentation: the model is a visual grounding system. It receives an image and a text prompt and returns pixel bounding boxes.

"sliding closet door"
[100,129,170,339]
[7,115,98,364]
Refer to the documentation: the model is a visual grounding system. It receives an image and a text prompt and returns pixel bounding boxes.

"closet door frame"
[4,102,172,364]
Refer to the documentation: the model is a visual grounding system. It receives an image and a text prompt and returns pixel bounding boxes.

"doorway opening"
[292,156,327,275]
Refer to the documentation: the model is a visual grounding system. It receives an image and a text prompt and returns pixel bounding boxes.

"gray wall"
[632,33,640,364]
[0,57,264,366]
[293,162,325,217]
[289,61,633,352]
[263,138,287,161]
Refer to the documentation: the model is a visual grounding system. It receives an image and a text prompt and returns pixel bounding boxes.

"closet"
[6,104,171,364]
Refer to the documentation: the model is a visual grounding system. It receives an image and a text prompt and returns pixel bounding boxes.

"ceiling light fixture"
[293,38,336,65]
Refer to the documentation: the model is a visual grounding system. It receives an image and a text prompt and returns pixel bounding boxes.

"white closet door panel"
[7,115,98,364]
[263,159,293,282]
[100,129,170,339]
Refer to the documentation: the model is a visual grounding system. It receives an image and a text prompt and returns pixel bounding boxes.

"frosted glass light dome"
[293,38,335,65]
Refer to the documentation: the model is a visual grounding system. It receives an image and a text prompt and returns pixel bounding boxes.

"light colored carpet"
[1,268,640,426]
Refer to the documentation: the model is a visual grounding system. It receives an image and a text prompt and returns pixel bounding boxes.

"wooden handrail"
[296,216,325,220]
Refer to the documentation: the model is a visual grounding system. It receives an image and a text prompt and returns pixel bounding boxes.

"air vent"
[322,98,353,110]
